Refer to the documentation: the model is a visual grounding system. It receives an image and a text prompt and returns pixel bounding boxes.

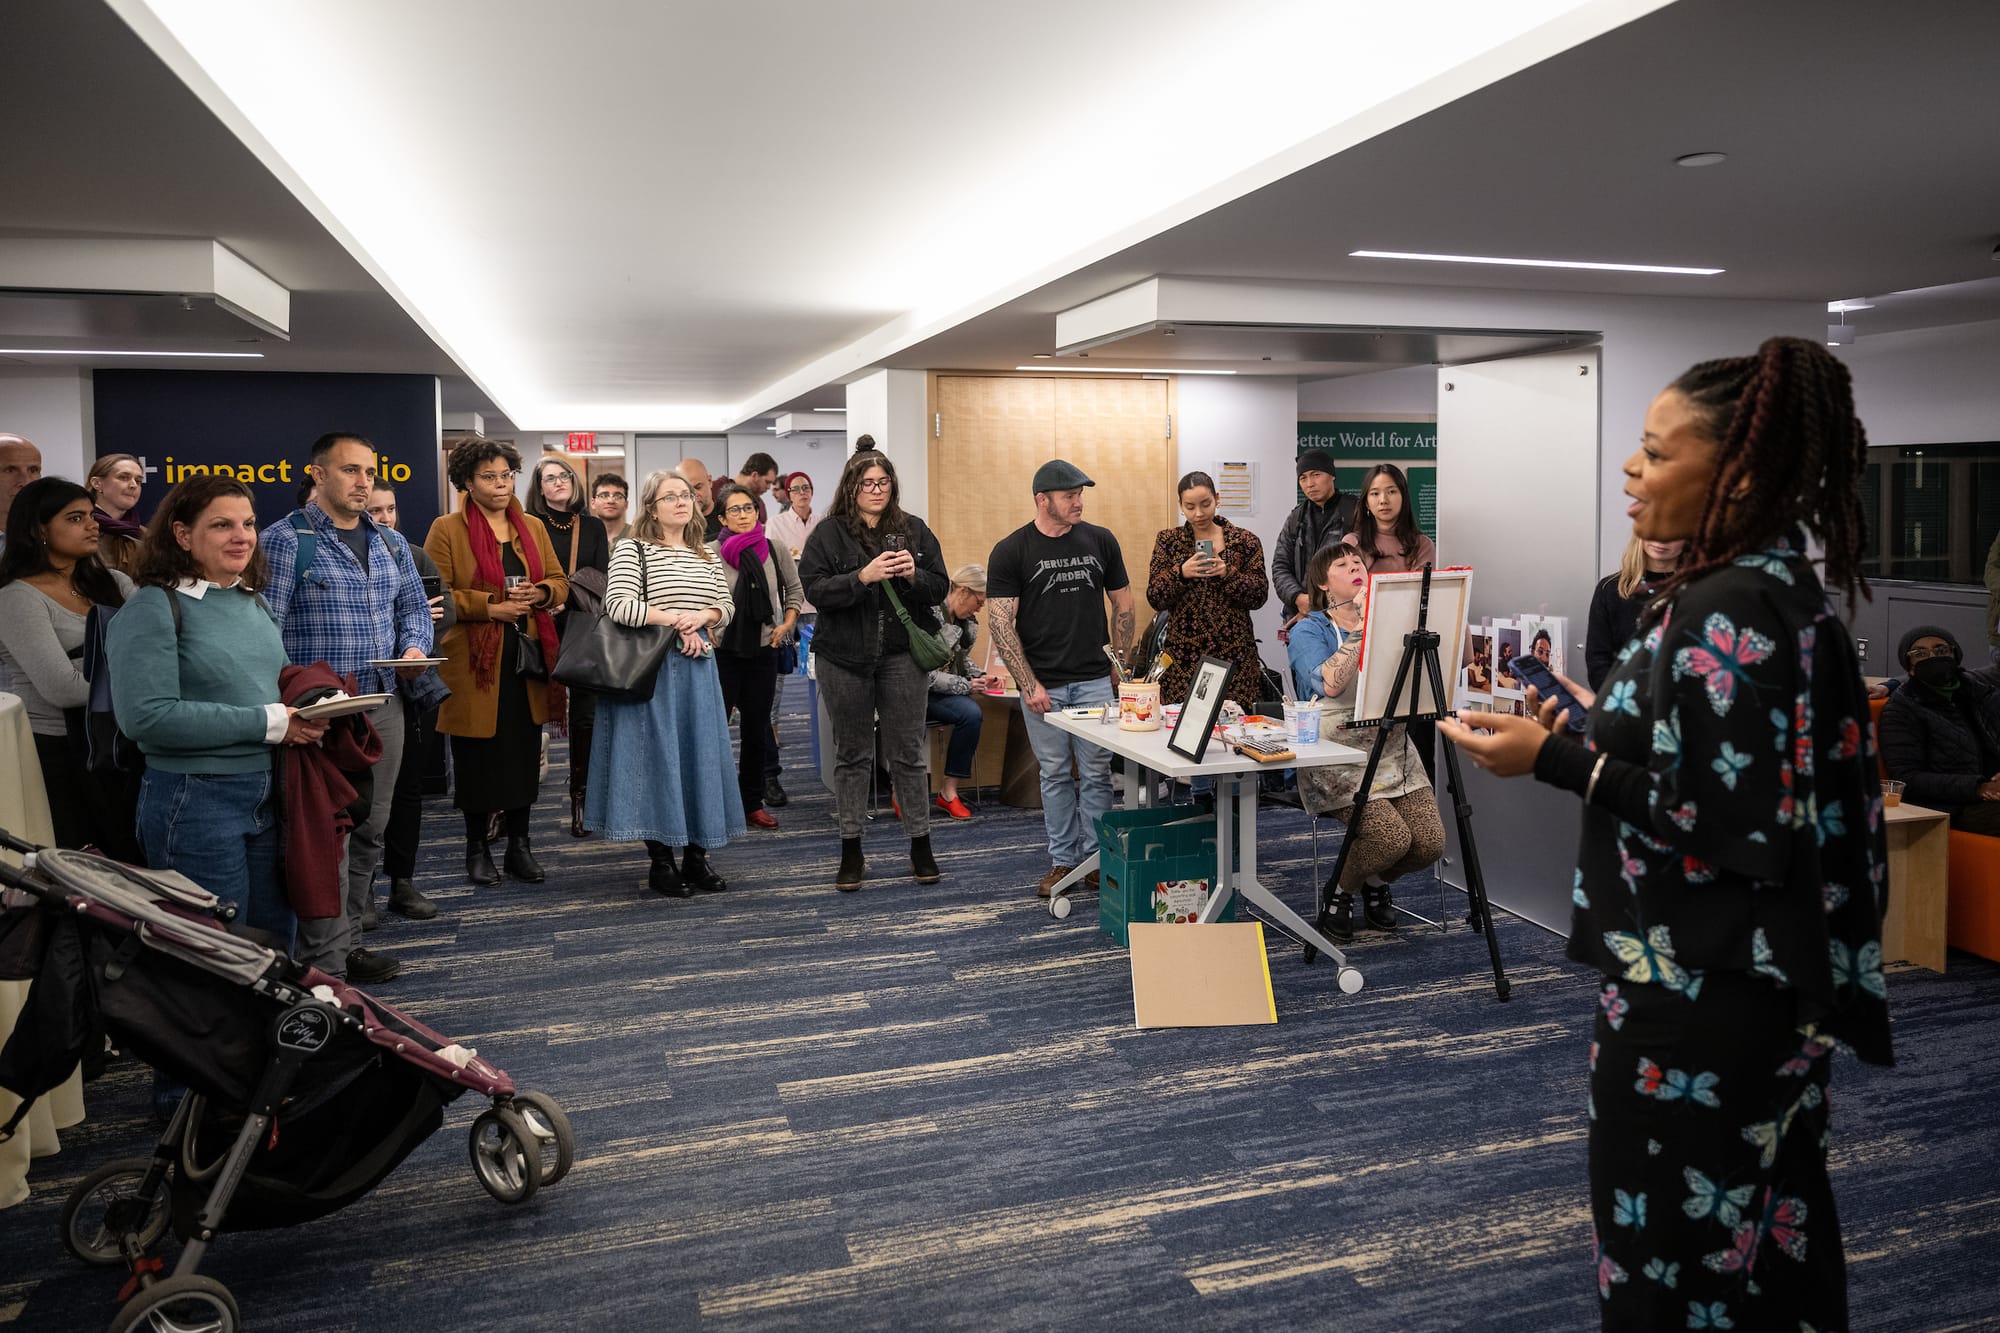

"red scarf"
[464,497,563,718]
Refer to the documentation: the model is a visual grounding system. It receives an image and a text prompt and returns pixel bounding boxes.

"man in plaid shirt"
[263,432,434,986]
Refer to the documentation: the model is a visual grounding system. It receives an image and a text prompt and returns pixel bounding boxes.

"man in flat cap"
[985,460,1134,898]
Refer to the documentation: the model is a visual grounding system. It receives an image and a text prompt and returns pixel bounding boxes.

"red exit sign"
[566,432,596,454]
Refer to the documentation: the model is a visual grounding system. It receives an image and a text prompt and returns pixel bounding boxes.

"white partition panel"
[1436,347,1600,934]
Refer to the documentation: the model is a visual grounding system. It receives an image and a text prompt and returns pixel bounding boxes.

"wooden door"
[929,374,1174,622]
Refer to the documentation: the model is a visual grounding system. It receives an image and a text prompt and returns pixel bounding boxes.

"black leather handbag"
[551,549,676,702]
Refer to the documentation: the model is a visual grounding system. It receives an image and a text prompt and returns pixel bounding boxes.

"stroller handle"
[0,827,41,856]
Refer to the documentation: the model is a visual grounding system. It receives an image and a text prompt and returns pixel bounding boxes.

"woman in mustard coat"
[425,437,568,886]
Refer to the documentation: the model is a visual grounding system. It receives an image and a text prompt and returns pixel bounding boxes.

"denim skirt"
[585,646,745,849]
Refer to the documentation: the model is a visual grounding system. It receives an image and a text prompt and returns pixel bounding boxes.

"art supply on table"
[1119,680,1162,731]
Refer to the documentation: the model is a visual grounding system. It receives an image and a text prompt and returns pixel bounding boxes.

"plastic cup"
[1882,780,1903,807]
[1294,703,1322,745]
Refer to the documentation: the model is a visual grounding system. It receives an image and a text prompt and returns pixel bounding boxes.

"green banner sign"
[1297,419,1438,539]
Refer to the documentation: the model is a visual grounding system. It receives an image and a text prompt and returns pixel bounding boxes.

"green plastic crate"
[1095,807,1236,947]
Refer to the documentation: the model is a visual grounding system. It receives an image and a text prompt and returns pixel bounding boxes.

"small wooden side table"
[1883,801,1949,972]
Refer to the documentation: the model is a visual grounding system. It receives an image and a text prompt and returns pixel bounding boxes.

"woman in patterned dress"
[1145,471,1270,712]
[1440,337,1891,1332]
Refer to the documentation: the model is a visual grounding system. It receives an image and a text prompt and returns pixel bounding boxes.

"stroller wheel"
[60,1158,170,1267]
[468,1106,540,1204]
[107,1273,238,1333]
[510,1091,577,1187]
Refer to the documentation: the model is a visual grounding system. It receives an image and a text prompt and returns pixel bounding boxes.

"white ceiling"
[4,0,1998,433]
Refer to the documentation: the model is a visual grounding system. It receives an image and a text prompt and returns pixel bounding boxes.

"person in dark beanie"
[1272,447,1359,637]
[1878,623,2000,833]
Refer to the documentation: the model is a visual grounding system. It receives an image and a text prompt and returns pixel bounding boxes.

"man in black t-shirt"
[986,459,1135,896]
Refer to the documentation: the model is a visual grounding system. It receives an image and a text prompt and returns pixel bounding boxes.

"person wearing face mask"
[1878,625,2000,834]
[1584,535,1686,691]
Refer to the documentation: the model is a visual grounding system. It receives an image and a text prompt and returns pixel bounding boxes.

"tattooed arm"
[985,596,1044,705]
[1107,585,1137,663]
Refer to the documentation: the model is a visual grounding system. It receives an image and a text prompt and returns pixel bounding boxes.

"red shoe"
[935,793,972,820]
[748,808,780,830]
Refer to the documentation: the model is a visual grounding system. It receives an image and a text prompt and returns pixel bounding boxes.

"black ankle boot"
[466,837,500,886]
[569,790,591,839]
[835,837,865,892]
[910,834,941,884]
[504,835,545,883]
[389,877,438,921]
[646,843,690,897]
[1362,882,1398,932]
[681,845,726,892]
[1324,890,1355,944]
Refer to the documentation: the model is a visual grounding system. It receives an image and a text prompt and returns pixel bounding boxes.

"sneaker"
[1037,865,1076,898]
[346,947,402,985]
[748,808,780,830]
[935,793,972,820]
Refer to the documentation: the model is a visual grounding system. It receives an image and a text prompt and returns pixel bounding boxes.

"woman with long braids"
[1440,338,1891,1331]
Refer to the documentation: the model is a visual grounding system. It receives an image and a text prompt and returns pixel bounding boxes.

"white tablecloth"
[0,690,83,1209]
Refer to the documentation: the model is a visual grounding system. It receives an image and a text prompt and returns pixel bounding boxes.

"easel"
[1307,565,1511,1001]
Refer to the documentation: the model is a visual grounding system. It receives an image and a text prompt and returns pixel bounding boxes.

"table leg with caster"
[1204,777,1362,992]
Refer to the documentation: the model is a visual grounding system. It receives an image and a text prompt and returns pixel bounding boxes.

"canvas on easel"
[1353,567,1473,723]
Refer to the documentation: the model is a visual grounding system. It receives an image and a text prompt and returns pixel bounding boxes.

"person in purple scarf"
[87,453,148,575]
[713,482,803,830]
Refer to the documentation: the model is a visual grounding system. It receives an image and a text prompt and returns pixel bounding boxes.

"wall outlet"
[1856,636,1869,661]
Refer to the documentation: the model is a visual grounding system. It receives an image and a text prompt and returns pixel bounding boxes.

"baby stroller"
[0,830,577,1333]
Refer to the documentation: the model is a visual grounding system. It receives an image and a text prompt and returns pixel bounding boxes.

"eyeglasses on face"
[1907,645,1956,662]
[856,478,893,492]
[473,470,517,485]
[723,503,759,516]
[655,490,694,504]
[790,483,813,494]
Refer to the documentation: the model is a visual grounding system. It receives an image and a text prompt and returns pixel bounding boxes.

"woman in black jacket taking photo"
[797,450,950,892]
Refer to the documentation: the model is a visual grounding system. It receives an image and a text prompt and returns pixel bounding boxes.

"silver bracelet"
[1585,753,1609,805]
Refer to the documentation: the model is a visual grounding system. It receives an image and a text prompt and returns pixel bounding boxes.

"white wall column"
[0,367,94,483]
[845,369,928,517]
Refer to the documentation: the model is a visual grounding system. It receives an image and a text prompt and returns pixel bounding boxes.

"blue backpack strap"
[290,509,320,584]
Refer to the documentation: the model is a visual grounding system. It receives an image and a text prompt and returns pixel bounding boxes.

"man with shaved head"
[678,456,721,542]
[0,434,44,557]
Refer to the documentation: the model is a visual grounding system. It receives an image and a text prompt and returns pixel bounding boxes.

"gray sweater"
[0,573,136,736]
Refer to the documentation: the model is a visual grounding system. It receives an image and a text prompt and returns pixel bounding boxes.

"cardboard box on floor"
[1128,921,1277,1028]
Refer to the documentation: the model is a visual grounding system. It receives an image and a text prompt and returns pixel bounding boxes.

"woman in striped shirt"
[583,469,745,896]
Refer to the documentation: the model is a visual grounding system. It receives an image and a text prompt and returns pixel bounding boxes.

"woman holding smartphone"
[1440,338,1890,1331]
[797,450,949,892]
[1145,471,1269,712]
[425,437,568,887]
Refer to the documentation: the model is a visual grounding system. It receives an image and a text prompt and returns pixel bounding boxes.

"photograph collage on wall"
[1457,615,1568,718]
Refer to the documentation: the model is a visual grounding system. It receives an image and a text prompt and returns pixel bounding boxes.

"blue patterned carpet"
[4,680,1998,1331]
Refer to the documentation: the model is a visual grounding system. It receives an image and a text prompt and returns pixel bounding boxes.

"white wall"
[1839,318,2000,446]
[724,430,843,500]
[0,366,93,483]
[1173,374,1300,654]
[1297,365,1438,415]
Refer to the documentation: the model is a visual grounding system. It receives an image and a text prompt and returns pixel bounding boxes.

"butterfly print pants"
[1588,972,1844,1332]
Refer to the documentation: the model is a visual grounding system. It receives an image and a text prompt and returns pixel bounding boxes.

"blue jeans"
[1019,678,1115,867]
[136,768,295,950]
[926,691,984,780]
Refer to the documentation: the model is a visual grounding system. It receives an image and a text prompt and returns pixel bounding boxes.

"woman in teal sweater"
[106,475,327,945]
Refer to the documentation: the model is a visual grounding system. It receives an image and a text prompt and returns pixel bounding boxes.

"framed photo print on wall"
[1168,655,1235,762]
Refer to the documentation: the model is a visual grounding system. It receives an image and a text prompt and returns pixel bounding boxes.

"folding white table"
[1040,710,1370,992]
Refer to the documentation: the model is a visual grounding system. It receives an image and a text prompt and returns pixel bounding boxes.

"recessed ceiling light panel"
[1350,250,1723,276]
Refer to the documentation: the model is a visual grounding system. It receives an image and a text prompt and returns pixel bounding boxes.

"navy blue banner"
[91,371,443,541]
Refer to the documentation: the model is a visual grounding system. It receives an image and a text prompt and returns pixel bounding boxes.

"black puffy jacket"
[797,512,948,671]
[1878,667,2000,809]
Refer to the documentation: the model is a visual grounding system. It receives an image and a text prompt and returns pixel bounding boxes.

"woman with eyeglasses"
[711,481,802,830]
[425,437,568,887]
[585,469,744,896]
[797,450,950,891]
[526,452,611,838]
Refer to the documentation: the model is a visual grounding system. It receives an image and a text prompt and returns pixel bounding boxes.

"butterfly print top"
[1538,531,1892,1066]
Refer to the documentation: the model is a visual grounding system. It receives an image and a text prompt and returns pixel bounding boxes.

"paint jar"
[1119,681,1162,731]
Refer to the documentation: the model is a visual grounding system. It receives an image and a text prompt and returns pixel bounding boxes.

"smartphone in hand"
[1509,655,1589,734]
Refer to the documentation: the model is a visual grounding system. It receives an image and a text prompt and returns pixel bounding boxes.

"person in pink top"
[1342,463,1436,573]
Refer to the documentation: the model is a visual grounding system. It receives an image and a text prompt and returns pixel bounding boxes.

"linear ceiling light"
[1349,250,1723,276]
[0,348,266,358]
[811,407,846,412]
[1013,366,1236,375]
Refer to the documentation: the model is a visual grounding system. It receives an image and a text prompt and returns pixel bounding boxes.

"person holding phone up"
[1145,470,1269,714]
